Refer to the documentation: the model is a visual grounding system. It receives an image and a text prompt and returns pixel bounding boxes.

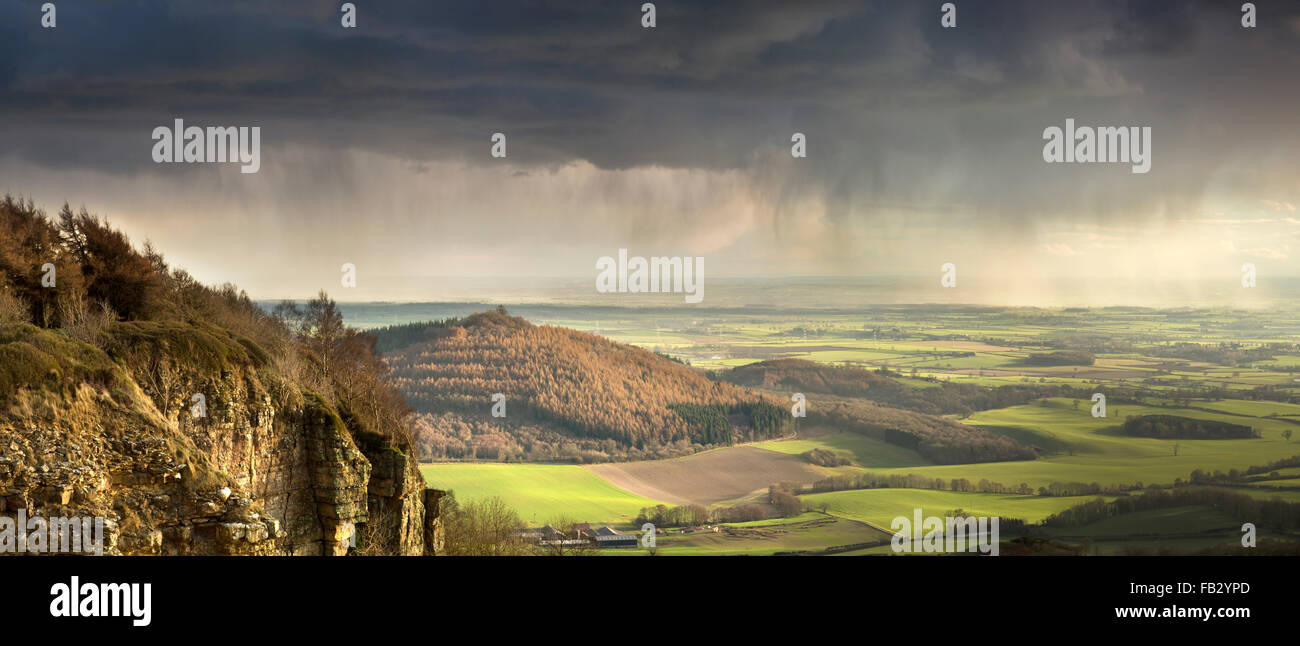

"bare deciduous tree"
[441,493,532,556]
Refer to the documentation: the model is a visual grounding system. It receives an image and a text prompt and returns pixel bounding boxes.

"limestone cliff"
[0,322,443,556]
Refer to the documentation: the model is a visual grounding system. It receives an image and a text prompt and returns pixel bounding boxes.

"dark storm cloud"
[0,0,1297,226]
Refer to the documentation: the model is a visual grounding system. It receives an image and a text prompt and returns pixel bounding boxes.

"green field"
[751,431,932,468]
[1043,505,1238,538]
[1039,505,1272,554]
[617,512,890,556]
[1230,487,1300,503]
[802,488,1106,528]
[846,398,1300,492]
[420,463,664,526]
[1240,478,1300,487]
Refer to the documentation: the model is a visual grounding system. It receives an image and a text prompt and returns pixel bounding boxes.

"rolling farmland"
[408,304,1300,555]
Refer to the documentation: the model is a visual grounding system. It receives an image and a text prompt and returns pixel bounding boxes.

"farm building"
[590,526,639,548]
[517,524,640,548]
[515,525,566,544]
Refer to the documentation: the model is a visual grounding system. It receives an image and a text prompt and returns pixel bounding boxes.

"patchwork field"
[402,304,1300,554]
[846,398,1300,491]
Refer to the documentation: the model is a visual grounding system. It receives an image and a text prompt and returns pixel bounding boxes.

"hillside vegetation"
[1,196,429,555]
[379,314,791,463]
[1122,414,1259,440]
[1,195,412,449]
[721,359,1038,464]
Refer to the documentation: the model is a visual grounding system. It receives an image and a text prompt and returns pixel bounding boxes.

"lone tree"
[1284,429,1294,442]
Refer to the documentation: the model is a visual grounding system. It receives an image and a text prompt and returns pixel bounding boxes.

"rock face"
[360,438,427,556]
[423,488,445,555]
[0,322,443,556]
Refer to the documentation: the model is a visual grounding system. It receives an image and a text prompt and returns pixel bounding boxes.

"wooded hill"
[378,313,790,462]
[382,328,1039,465]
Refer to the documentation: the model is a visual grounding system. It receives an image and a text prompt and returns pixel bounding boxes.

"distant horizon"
[241,278,1300,334]
[247,274,1300,311]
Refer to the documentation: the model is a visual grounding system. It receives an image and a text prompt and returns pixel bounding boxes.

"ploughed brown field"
[587,446,830,506]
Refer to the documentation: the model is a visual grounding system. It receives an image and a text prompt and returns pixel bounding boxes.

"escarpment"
[0,321,443,555]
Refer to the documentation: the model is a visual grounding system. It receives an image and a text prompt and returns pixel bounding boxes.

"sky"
[0,0,1297,303]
